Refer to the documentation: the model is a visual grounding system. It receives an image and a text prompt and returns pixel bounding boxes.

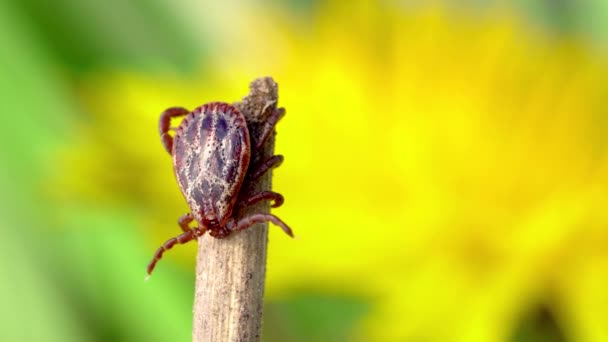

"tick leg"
[159,106,190,154]
[146,227,206,276]
[237,191,284,211]
[178,213,194,233]
[255,107,285,150]
[248,155,283,182]
[227,213,293,238]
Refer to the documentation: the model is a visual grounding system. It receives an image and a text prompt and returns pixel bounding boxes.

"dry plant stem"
[193,78,280,342]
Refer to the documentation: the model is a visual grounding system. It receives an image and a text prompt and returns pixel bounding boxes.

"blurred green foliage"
[510,303,567,342]
[0,1,85,339]
[11,0,201,73]
[0,1,196,340]
[519,0,608,49]
[264,293,369,342]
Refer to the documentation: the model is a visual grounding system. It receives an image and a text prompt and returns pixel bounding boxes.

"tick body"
[173,102,250,233]
[148,102,292,275]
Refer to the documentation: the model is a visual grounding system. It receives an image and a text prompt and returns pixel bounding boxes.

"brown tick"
[147,102,293,276]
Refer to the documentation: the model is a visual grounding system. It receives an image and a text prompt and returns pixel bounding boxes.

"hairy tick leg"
[147,227,207,275]
[237,191,284,211]
[209,228,231,238]
[255,107,285,150]
[178,213,194,233]
[248,155,283,182]
[159,107,190,154]
[227,213,293,238]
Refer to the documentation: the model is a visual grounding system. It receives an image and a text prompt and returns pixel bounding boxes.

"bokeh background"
[1,1,608,341]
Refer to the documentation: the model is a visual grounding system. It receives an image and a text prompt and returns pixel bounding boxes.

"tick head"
[202,215,220,230]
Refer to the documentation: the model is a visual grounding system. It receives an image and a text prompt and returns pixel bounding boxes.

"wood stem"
[192,77,280,342]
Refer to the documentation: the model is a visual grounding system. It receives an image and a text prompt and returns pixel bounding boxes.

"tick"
[147,102,293,276]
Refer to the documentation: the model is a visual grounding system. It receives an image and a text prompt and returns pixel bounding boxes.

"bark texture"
[193,77,280,342]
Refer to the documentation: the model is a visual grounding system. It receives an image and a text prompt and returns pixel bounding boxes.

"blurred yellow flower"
[56,2,608,341]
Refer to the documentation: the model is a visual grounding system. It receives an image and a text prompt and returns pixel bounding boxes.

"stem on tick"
[192,77,280,342]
